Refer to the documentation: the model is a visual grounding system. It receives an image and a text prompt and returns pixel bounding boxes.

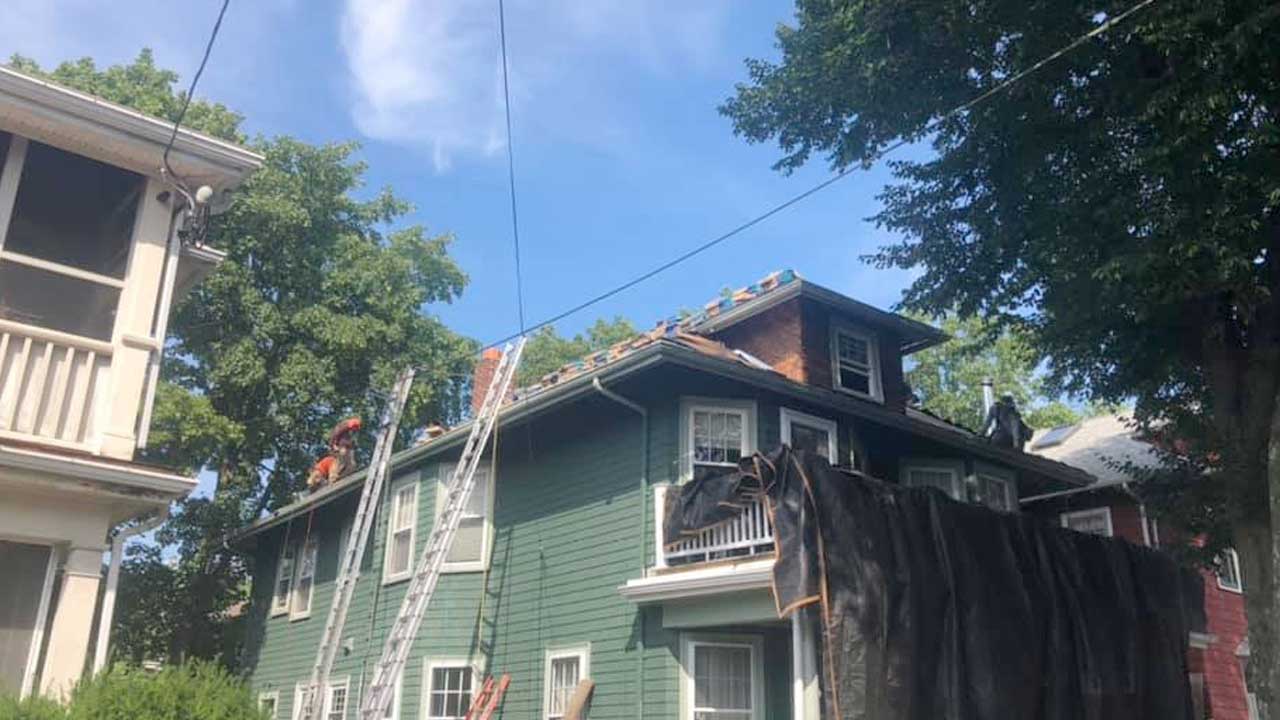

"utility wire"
[161,0,232,181]
[497,0,527,335]
[483,0,1158,349]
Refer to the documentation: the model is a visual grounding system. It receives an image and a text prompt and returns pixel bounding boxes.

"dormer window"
[830,324,881,401]
[0,134,143,342]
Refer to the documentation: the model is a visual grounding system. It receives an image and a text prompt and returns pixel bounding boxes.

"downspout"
[93,506,169,673]
[592,378,647,720]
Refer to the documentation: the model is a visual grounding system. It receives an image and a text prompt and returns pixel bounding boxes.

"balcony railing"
[653,485,776,569]
[0,319,112,450]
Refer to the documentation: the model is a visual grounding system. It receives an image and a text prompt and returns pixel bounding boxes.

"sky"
[4,0,932,499]
[4,0,927,348]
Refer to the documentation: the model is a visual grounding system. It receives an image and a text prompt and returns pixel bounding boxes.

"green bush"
[0,662,264,720]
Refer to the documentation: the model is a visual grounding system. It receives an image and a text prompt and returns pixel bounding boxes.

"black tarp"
[664,447,1204,720]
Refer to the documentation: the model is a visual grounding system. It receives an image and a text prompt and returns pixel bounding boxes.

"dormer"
[0,67,261,460]
[701,277,944,410]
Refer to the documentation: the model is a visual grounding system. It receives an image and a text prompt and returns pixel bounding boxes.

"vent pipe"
[982,379,995,416]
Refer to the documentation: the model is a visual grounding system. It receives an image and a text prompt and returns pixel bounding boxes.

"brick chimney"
[471,347,503,415]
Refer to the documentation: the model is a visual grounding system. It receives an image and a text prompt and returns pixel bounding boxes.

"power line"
[161,0,232,182]
[497,0,527,335]
[482,0,1158,348]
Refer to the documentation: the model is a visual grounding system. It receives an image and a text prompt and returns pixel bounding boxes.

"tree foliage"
[7,51,475,665]
[723,0,1280,711]
[517,317,637,384]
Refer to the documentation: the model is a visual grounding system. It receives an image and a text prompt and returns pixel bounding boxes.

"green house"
[232,271,1090,720]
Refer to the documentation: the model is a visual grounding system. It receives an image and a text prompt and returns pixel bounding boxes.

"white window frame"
[7,537,58,699]
[1217,548,1243,593]
[324,677,350,720]
[779,407,838,462]
[379,667,404,720]
[679,397,757,483]
[1060,507,1114,537]
[272,539,296,617]
[679,633,765,720]
[901,462,964,500]
[970,465,1017,513]
[435,464,495,573]
[293,683,306,720]
[0,133,141,343]
[259,691,280,720]
[383,476,419,584]
[829,323,883,402]
[543,644,591,720]
[422,658,480,720]
[290,534,319,621]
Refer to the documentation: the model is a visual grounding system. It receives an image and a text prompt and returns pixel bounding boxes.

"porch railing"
[653,485,776,569]
[0,319,111,450]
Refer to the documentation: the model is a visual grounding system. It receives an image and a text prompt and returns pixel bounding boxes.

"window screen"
[546,655,581,720]
[0,540,52,696]
[692,644,754,720]
[0,261,120,341]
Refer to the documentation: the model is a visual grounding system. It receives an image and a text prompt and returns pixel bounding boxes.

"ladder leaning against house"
[357,337,526,720]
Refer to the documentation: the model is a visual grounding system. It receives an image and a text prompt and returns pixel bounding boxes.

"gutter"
[0,442,195,497]
[591,378,648,720]
[1020,478,1138,504]
[93,506,169,673]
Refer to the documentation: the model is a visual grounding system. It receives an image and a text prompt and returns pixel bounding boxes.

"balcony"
[652,485,776,570]
[0,320,113,450]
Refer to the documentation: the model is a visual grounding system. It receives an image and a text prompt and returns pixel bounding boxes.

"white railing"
[0,319,112,450]
[653,485,776,568]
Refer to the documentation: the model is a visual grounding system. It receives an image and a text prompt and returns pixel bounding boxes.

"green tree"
[723,1,1280,711]
[8,52,475,665]
[517,316,637,384]
[906,312,1083,432]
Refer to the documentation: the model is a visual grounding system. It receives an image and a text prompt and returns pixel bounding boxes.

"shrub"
[0,661,264,720]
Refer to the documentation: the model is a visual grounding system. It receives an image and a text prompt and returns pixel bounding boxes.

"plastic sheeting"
[664,447,1204,720]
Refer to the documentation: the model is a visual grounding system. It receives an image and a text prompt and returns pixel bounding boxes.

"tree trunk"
[1237,398,1280,720]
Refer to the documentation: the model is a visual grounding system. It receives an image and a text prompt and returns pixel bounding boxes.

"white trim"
[377,666,404,720]
[619,557,775,603]
[791,613,820,720]
[971,467,1016,512]
[678,397,758,483]
[0,249,127,289]
[829,323,883,403]
[1217,548,1243,593]
[17,540,58,698]
[0,440,195,496]
[382,475,419,584]
[1060,507,1114,537]
[0,134,29,253]
[543,644,591,720]
[271,539,295,617]
[680,633,765,720]
[436,464,494,573]
[324,677,351,720]
[290,533,319,621]
[779,407,838,462]
[422,657,480,720]
[901,461,964,500]
[259,691,280,720]
[293,683,307,720]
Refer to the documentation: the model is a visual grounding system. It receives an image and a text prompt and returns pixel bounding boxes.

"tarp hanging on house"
[664,447,1204,720]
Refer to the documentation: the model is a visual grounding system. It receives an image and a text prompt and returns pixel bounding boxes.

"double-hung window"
[423,661,475,720]
[682,399,756,482]
[1060,507,1114,537]
[272,542,296,616]
[384,477,418,583]
[291,535,319,619]
[325,679,349,720]
[682,635,763,720]
[437,465,492,571]
[1217,548,1243,593]
[830,325,881,401]
[544,645,590,720]
[780,408,838,463]
[0,133,145,342]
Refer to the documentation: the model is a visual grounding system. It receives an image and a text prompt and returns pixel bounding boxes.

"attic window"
[830,325,881,401]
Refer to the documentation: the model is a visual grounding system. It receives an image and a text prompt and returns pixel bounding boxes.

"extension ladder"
[298,368,417,720]
[358,338,527,720]
[464,674,511,720]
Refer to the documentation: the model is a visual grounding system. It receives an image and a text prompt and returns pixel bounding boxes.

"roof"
[512,269,947,405]
[0,65,263,190]
[1022,414,1158,502]
[234,335,1095,541]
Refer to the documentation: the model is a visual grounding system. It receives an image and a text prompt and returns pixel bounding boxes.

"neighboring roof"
[512,269,947,406]
[235,336,1094,541]
[0,65,263,190]
[1022,414,1159,503]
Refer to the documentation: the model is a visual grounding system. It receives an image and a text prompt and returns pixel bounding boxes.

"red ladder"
[464,674,511,720]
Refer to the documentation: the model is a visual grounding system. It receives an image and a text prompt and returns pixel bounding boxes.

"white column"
[40,546,103,698]
[791,609,821,720]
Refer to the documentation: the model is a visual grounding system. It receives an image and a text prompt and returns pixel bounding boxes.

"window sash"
[424,664,474,720]
[975,473,1014,512]
[544,646,589,720]
[326,680,349,720]
[291,536,319,617]
[1217,549,1243,592]
[1060,508,1113,537]
[273,543,296,614]
[690,408,748,470]
[780,408,838,462]
[437,465,491,569]
[385,483,418,580]
[904,466,962,500]
[831,327,879,399]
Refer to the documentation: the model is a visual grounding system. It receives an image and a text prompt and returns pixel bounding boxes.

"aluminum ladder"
[358,338,526,720]
[298,367,416,720]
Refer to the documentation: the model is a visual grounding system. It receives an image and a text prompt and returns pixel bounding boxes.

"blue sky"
[5,0,927,349]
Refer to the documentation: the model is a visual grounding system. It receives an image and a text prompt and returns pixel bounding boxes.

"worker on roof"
[307,417,362,490]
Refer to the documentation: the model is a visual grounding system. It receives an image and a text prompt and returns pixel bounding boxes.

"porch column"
[40,546,103,697]
[791,608,820,719]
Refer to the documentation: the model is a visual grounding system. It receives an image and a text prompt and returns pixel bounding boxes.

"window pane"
[390,531,411,574]
[977,475,1011,511]
[428,667,471,720]
[837,333,869,366]
[0,261,120,341]
[395,486,416,530]
[789,423,830,459]
[694,645,752,713]
[1063,511,1111,536]
[907,469,957,498]
[837,365,871,394]
[446,519,484,563]
[6,142,143,279]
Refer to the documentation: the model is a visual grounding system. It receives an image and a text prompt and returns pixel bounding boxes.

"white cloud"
[339,0,730,171]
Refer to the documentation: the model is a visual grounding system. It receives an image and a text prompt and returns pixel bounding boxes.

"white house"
[0,65,261,697]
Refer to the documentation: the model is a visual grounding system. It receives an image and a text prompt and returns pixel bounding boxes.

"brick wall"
[1200,571,1251,720]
